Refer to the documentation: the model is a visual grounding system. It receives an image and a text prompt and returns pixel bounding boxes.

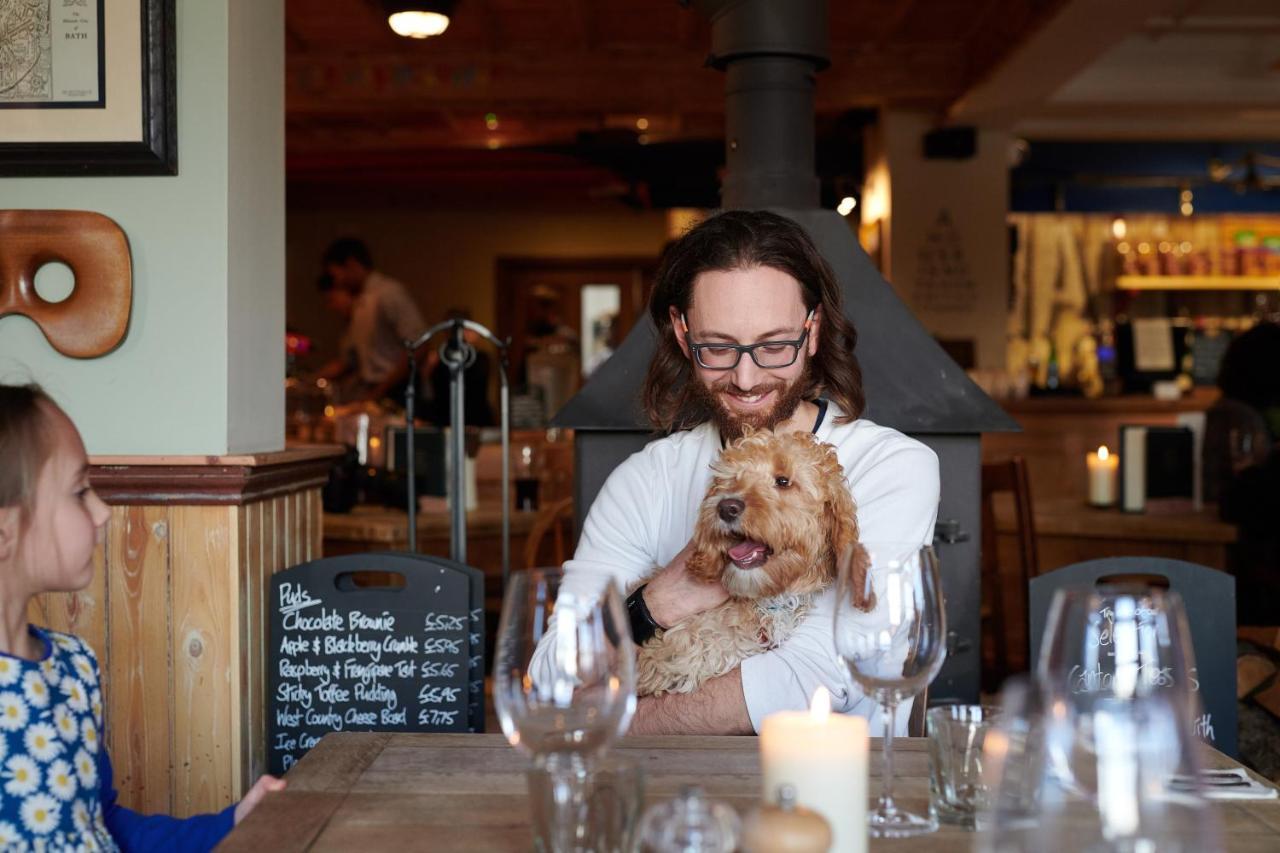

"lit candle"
[760,687,868,853]
[1087,445,1119,507]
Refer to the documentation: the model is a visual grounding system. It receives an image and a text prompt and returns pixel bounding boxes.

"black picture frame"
[0,0,177,176]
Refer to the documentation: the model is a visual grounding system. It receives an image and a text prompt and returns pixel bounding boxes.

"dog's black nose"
[717,498,745,522]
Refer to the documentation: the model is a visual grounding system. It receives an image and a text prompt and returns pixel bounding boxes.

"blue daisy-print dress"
[0,627,115,852]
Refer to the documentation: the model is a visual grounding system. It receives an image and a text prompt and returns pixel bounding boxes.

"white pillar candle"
[1087,445,1119,507]
[760,687,868,853]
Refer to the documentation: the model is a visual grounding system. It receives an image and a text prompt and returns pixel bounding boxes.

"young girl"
[0,384,285,850]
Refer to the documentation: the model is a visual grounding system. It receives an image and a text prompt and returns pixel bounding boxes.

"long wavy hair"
[642,210,865,432]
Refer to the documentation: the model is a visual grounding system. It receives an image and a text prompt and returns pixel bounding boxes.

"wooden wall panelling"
[23,472,330,817]
[106,505,173,816]
[239,499,264,795]
[170,505,236,817]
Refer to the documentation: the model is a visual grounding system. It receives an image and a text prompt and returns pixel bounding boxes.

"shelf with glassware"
[1117,275,1280,291]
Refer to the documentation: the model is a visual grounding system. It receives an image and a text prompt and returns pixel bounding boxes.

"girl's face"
[16,404,110,594]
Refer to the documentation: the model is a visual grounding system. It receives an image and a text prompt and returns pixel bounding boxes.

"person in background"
[0,384,284,850]
[424,308,496,428]
[1204,322,1280,624]
[316,238,425,405]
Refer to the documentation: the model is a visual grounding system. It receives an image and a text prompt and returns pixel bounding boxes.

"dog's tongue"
[728,539,768,565]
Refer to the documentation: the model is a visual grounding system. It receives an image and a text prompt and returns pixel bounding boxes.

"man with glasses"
[566,210,939,734]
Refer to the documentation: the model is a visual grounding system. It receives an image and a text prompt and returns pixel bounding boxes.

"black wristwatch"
[626,584,665,645]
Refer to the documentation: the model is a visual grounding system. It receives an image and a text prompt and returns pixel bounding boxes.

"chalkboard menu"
[268,553,485,775]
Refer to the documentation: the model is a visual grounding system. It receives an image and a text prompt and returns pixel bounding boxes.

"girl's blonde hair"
[0,383,56,524]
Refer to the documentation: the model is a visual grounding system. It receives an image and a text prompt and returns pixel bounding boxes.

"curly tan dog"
[635,428,873,696]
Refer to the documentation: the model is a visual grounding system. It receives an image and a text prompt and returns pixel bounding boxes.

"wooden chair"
[1028,557,1238,757]
[522,496,576,569]
[980,457,1039,692]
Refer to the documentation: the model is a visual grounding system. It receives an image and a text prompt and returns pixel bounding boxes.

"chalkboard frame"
[1028,557,1237,757]
[267,552,486,775]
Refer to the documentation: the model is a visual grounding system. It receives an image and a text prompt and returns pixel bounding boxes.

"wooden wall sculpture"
[0,209,132,357]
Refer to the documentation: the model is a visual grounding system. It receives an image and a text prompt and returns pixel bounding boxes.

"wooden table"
[220,733,1280,852]
[995,496,1237,572]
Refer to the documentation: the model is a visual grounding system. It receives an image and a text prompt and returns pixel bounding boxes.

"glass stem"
[548,760,590,853]
[879,700,898,815]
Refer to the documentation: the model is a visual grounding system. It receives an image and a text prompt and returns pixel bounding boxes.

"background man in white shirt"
[317,237,425,403]
[563,210,940,735]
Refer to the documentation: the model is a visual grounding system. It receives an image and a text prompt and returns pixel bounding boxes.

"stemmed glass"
[833,542,947,837]
[1031,585,1221,852]
[493,567,637,853]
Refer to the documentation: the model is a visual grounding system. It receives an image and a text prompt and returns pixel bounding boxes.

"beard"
[688,364,812,442]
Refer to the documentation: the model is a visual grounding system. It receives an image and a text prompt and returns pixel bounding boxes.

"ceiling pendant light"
[383,1,455,39]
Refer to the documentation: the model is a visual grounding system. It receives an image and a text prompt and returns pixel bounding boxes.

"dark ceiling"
[285,0,1068,206]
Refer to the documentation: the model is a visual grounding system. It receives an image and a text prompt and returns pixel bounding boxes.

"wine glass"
[1031,585,1222,852]
[493,568,637,853]
[833,542,947,837]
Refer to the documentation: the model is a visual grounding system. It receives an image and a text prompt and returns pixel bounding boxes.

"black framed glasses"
[680,309,815,370]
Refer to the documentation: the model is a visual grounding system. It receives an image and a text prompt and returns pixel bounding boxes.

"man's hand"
[234,775,287,825]
[641,541,728,627]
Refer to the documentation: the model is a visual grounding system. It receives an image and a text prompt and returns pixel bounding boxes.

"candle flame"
[1098,445,1110,461]
[809,686,831,722]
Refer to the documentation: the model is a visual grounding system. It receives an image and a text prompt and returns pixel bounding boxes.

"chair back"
[980,457,1039,689]
[523,496,576,568]
[1028,557,1237,757]
[267,552,485,774]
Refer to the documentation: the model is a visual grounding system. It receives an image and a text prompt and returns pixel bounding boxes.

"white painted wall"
[0,0,284,455]
[874,111,1011,370]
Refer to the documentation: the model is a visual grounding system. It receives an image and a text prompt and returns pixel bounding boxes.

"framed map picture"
[0,0,176,175]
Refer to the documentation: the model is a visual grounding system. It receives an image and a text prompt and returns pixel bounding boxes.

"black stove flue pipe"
[691,0,829,209]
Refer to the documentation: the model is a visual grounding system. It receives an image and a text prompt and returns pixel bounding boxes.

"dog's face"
[686,428,868,605]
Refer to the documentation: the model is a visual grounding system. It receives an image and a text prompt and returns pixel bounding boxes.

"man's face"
[325,259,368,293]
[672,265,819,439]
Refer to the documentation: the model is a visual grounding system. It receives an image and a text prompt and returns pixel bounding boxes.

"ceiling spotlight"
[837,196,857,217]
[636,117,650,131]
[384,1,455,39]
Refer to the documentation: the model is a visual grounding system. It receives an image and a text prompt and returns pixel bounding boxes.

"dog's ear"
[822,453,875,611]
[837,541,875,612]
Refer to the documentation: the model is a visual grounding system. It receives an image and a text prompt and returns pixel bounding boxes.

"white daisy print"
[74,748,97,789]
[4,755,42,797]
[80,717,99,751]
[0,691,29,732]
[54,706,78,742]
[0,820,19,847]
[0,728,6,764]
[90,688,103,723]
[71,653,95,684]
[21,792,61,835]
[0,656,18,687]
[21,670,51,709]
[72,800,91,834]
[40,657,58,684]
[53,633,78,652]
[47,758,78,802]
[61,677,88,713]
[24,723,63,762]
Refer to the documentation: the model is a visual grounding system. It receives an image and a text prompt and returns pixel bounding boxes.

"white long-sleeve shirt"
[561,401,940,733]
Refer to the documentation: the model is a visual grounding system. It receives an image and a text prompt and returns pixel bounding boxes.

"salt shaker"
[638,785,741,852]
